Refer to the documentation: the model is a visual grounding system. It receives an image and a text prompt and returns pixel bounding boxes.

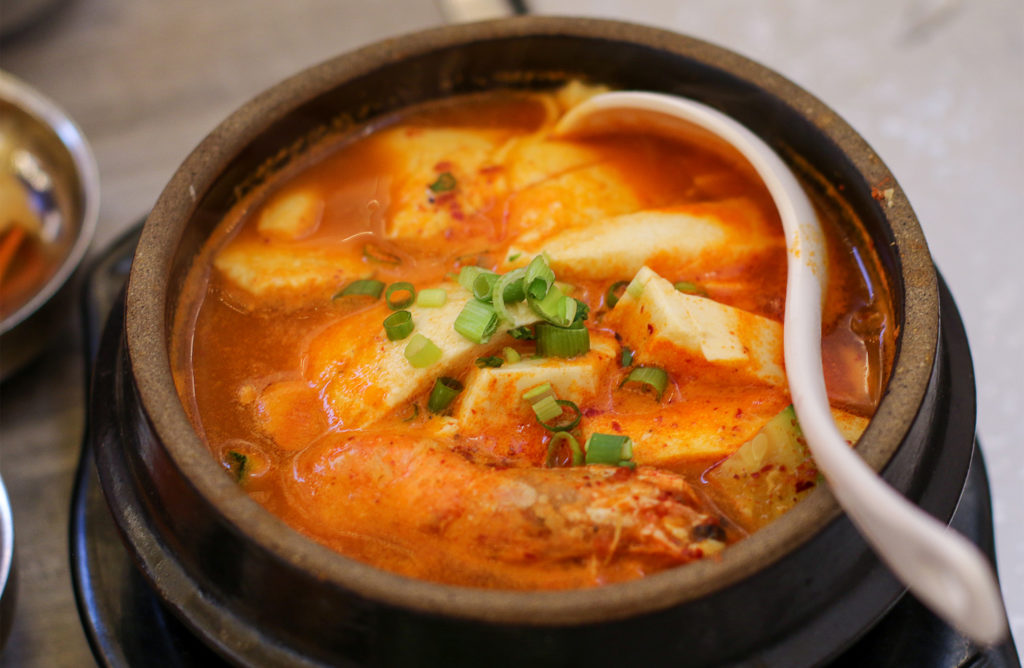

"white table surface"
[1,0,1020,664]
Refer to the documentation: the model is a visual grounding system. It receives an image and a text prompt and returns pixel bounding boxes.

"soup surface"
[173,84,893,589]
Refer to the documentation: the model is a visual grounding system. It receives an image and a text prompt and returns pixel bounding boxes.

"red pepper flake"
[611,421,622,433]
[795,480,816,493]
[647,323,654,334]
[870,176,893,201]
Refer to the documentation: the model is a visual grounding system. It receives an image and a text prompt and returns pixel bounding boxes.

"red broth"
[172,87,893,589]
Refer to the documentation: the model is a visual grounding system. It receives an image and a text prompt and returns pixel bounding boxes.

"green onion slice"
[492,267,526,322]
[621,365,669,400]
[416,288,447,308]
[530,394,563,423]
[535,399,582,432]
[545,432,584,468]
[429,171,457,193]
[454,299,498,344]
[621,347,634,367]
[428,377,463,413]
[383,310,414,340]
[227,451,248,482]
[585,432,636,468]
[503,347,521,364]
[458,266,489,292]
[524,254,555,300]
[363,242,401,265]
[605,280,630,308]
[336,278,385,300]
[473,272,500,302]
[404,333,442,368]
[535,322,590,358]
[522,382,554,404]
[385,282,416,310]
[475,356,504,368]
[402,404,419,422]
[529,284,570,326]
[674,281,708,297]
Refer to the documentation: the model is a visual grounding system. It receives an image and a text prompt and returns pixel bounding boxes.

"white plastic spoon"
[556,91,1008,646]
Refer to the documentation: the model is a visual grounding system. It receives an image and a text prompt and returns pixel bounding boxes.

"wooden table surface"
[1,1,1021,665]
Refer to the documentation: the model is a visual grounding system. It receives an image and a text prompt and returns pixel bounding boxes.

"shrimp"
[283,432,725,589]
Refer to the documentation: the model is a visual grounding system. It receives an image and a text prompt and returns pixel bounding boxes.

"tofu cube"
[604,266,785,386]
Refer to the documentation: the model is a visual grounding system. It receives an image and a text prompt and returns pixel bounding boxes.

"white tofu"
[256,187,324,241]
[305,286,542,428]
[214,238,363,302]
[377,126,510,240]
[604,266,785,386]
[584,399,869,470]
[456,335,618,434]
[504,162,644,246]
[513,199,779,280]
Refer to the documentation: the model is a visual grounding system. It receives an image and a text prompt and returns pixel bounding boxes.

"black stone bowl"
[97,16,967,667]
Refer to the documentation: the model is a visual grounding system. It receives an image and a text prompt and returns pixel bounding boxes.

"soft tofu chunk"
[584,390,791,469]
[377,126,509,240]
[214,238,364,305]
[585,395,869,472]
[504,162,644,245]
[305,286,541,428]
[256,187,325,241]
[524,199,778,281]
[456,334,618,434]
[604,266,785,386]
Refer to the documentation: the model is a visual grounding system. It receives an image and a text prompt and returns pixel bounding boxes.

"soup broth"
[172,85,893,589]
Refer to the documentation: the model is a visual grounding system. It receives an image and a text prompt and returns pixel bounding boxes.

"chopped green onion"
[336,279,385,299]
[559,296,578,326]
[427,377,463,413]
[458,266,490,292]
[454,299,498,344]
[385,282,416,310]
[227,451,248,482]
[475,356,504,368]
[535,399,582,432]
[402,404,419,422]
[605,280,629,308]
[621,347,634,367]
[473,272,500,302]
[383,310,414,340]
[363,242,401,265]
[674,281,708,297]
[522,382,555,404]
[503,347,521,364]
[626,279,645,300]
[507,252,522,262]
[621,365,669,400]
[429,171,457,193]
[524,254,555,300]
[535,322,590,358]
[416,288,447,308]
[508,325,535,340]
[404,333,442,368]
[529,284,572,326]
[530,395,563,423]
[585,432,635,468]
[492,267,526,322]
[546,432,584,467]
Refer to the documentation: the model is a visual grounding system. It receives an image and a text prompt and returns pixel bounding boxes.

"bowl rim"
[0,71,100,334]
[125,15,939,625]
